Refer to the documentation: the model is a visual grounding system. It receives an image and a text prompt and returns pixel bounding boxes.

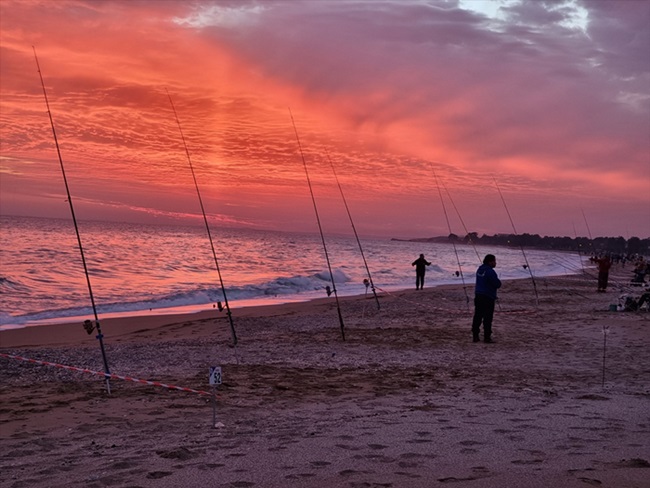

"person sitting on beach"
[472,254,501,343]
[412,254,431,290]
[620,291,650,311]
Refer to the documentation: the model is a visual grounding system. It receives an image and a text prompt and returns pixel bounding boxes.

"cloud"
[0,0,648,237]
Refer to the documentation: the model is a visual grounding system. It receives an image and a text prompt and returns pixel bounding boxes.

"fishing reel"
[82,319,97,335]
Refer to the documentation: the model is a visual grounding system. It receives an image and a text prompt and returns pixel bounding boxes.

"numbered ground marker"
[209,366,222,386]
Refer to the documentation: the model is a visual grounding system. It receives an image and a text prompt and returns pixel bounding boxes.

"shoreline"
[0,264,590,336]
[0,274,546,348]
[1,248,590,331]
[1,268,649,488]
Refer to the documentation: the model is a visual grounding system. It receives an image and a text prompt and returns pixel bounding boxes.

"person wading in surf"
[412,254,431,290]
[472,254,501,343]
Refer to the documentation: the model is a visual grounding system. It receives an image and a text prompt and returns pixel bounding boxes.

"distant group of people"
[413,252,501,344]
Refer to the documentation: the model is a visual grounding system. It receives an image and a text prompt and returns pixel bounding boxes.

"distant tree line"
[405,233,650,255]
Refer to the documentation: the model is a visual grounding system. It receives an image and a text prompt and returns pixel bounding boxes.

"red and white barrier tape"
[0,353,212,396]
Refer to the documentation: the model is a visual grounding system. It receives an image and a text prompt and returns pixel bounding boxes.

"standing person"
[595,255,612,292]
[412,253,431,290]
[472,254,501,343]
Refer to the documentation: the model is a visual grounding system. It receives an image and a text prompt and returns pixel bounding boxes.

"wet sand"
[1,268,649,487]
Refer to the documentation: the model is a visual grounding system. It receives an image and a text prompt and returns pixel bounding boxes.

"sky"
[0,0,648,239]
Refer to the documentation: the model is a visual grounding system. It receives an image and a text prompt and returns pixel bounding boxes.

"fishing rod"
[578,210,635,294]
[326,150,380,310]
[439,178,482,264]
[581,207,597,261]
[581,208,594,241]
[493,178,540,306]
[601,324,609,389]
[33,47,111,393]
[431,167,470,310]
[166,90,238,346]
[289,109,346,340]
[572,221,586,273]
[581,208,594,255]
[436,173,505,310]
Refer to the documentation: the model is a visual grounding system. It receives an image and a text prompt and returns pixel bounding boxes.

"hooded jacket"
[475,263,501,300]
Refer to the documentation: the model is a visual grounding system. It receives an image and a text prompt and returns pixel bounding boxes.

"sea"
[0,215,585,329]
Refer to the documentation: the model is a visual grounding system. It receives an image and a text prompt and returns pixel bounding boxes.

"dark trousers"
[472,294,495,339]
[416,273,425,289]
[598,271,609,290]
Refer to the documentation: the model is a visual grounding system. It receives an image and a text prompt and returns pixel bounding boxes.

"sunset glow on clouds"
[1,0,648,238]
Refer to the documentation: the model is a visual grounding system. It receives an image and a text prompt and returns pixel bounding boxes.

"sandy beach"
[1,268,649,488]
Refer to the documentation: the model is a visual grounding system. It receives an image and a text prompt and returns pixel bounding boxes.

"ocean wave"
[0,269,354,327]
[0,276,30,292]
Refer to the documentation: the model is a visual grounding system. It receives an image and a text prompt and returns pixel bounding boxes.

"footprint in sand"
[367,443,389,450]
[511,459,544,465]
[459,440,483,446]
[146,471,173,479]
[335,443,362,451]
[155,446,198,461]
[577,477,602,486]
[295,473,317,479]
[309,460,331,467]
[438,476,477,483]
[608,458,650,468]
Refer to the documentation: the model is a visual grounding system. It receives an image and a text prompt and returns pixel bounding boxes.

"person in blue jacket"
[472,254,501,343]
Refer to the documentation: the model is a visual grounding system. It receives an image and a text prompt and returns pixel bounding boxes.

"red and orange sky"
[1,0,648,238]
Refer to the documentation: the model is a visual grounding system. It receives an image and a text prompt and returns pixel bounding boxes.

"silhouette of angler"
[412,254,431,290]
[472,254,502,343]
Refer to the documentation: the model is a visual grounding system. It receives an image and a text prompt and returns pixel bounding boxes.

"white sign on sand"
[209,366,222,386]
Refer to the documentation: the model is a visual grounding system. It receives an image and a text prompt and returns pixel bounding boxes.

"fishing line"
[580,207,598,261]
[326,150,380,311]
[572,221,587,274]
[289,109,346,340]
[435,173,504,310]
[33,47,111,393]
[166,90,238,348]
[581,208,594,241]
[431,167,470,309]
[580,208,627,292]
[438,177,482,264]
[579,207,628,297]
[601,324,609,389]
[493,178,540,306]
